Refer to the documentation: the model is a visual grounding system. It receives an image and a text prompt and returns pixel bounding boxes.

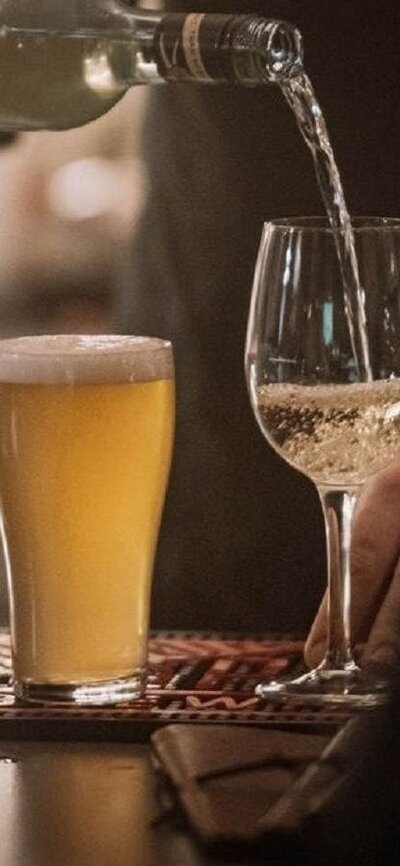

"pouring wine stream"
[280,69,372,381]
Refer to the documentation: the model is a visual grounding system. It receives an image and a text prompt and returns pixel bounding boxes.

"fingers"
[363,560,400,671]
[305,462,400,669]
[304,592,327,668]
[350,464,400,642]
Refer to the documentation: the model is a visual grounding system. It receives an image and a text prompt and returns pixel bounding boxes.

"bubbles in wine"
[256,381,400,486]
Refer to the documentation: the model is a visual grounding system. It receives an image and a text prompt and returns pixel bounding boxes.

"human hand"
[305,462,400,672]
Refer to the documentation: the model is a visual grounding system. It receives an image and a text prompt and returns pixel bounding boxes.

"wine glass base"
[256,666,390,709]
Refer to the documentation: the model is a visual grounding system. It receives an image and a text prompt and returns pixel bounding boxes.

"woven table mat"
[0,631,352,740]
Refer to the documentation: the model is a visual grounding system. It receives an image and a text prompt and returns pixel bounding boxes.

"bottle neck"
[132,10,303,86]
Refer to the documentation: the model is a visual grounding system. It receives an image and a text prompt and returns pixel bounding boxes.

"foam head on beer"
[0,334,174,703]
[0,333,174,383]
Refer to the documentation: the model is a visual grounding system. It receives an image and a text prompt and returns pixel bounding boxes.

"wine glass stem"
[317,485,361,671]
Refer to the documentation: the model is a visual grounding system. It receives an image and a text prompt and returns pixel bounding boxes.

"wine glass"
[245,216,400,707]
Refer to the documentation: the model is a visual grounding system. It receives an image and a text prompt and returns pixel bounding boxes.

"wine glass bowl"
[245,217,400,706]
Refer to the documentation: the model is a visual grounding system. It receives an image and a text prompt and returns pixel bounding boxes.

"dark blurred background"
[116,0,400,634]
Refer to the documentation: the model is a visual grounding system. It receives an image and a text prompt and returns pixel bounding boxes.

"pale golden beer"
[0,335,174,703]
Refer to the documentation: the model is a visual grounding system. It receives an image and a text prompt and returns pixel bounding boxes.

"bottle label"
[181,14,211,81]
[155,13,234,83]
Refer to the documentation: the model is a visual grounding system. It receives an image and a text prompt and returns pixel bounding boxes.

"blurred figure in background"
[0,89,147,337]
[115,0,400,636]
[0,89,148,621]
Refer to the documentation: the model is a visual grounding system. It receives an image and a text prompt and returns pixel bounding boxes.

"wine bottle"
[0,3,302,131]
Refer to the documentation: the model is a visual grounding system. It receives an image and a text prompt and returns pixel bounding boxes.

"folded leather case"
[151,707,400,863]
[151,724,330,848]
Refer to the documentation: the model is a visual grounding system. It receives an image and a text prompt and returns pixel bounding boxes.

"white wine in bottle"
[0,4,302,130]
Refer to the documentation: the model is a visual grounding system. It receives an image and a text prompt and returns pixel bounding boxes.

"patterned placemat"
[0,631,352,740]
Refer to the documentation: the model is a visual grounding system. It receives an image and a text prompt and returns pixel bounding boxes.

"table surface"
[1,726,397,866]
[0,739,257,866]
[0,634,352,866]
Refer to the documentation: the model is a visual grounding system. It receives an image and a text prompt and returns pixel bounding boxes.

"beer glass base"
[14,669,147,706]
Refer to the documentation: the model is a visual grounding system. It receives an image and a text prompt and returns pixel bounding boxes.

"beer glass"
[0,334,174,704]
[245,217,400,707]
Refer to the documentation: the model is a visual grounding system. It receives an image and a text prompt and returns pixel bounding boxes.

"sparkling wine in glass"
[245,217,400,707]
